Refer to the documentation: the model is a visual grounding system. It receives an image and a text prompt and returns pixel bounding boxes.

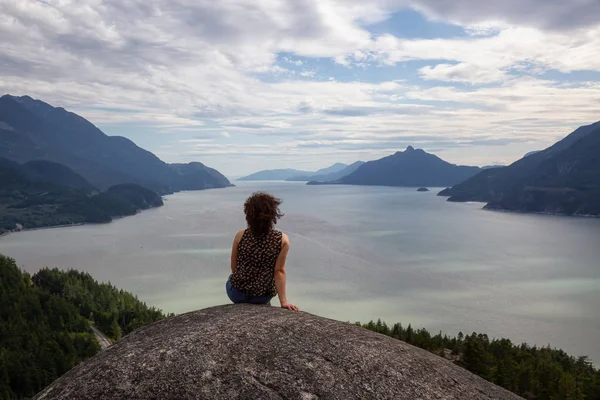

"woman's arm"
[230,230,244,274]
[274,233,300,311]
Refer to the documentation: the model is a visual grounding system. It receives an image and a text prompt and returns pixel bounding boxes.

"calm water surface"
[2,182,599,362]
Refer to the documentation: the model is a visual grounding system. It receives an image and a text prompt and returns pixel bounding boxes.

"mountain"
[237,168,315,181]
[105,184,164,210]
[19,159,96,191]
[289,161,365,182]
[524,150,541,158]
[169,162,232,190]
[314,162,348,175]
[0,157,95,193]
[317,146,481,187]
[0,160,163,233]
[439,121,600,216]
[482,164,504,170]
[0,95,232,193]
[239,162,352,182]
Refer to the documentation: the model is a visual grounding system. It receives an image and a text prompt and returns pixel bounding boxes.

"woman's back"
[229,228,282,297]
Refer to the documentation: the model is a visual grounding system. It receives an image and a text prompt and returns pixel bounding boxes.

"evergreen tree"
[360,318,599,400]
[0,254,168,399]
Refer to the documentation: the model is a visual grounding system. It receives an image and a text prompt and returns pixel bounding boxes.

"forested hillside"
[361,319,600,400]
[0,160,164,234]
[0,255,167,399]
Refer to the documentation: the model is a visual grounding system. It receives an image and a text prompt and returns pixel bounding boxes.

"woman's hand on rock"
[280,302,300,311]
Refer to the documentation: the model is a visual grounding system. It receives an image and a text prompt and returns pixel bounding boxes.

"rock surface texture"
[35,305,523,400]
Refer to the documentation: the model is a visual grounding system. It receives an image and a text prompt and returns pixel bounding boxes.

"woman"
[226,192,300,311]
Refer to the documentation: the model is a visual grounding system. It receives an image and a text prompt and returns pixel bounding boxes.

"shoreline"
[1,222,86,238]
[483,205,600,219]
[0,186,234,239]
[441,195,600,219]
[0,206,160,239]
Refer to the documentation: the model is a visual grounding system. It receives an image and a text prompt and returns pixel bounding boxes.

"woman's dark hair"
[244,192,283,236]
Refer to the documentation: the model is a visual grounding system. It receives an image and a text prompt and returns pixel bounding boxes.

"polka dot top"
[229,228,283,297]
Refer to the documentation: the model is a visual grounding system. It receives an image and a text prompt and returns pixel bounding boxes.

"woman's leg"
[226,279,249,303]
[247,295,273,305]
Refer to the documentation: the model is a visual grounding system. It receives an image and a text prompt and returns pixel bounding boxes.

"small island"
[417,187,430,192]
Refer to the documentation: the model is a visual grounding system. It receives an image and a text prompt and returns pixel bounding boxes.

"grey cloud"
[322,105,429,117]
[297,102,314,113]
[222,122,271,129]
[414,0,600,30]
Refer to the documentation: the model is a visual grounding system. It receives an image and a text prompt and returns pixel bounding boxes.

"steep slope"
[330,146,480,187]
[169,162,232,189]
[0,95,232,193]
[106,184,164,210]
[237,168,314,181]
[34,305,522,400]
[439,121,600,215]
[20,160,97,191]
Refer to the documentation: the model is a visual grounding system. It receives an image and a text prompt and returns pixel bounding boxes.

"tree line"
[0,255,167,399]
[360,319,600,400]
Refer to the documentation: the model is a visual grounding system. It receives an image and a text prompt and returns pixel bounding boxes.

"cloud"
[361,26,600,82]
[419,63,506,84]
[1,0,600,174]
[322,104,430,117]
[412,0,600,31]
[300,70,316,78]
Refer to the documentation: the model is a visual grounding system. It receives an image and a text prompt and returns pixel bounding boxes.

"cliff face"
[35,305,522,400]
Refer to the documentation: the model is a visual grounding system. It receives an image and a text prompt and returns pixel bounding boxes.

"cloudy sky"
[2,0,600,176]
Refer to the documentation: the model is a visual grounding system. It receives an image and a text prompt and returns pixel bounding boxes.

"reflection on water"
[1,181,600,363]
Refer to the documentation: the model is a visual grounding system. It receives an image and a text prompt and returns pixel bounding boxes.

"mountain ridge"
[312,146,481,187]
[0,95,232,194]
[286,161,364,182]
[237,168,315,181]
[439,121,600,216]
[238,162,351,181]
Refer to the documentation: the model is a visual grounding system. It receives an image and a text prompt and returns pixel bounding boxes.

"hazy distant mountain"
[0,95,232,193]
[318,146,480,187]
[439,121,600,216]
[313,163,348,175]
[290,161,364,182]
[237,168,315,181]
[482,165,505,170]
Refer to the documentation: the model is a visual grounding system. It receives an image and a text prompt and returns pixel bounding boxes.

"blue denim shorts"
[226,279,272,305]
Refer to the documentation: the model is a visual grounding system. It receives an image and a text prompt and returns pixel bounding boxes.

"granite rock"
[35,304,523,400]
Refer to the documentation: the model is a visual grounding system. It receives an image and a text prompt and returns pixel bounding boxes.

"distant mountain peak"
[332,148,480,187]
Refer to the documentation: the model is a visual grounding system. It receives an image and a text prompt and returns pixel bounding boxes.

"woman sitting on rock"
[226,192,300,311]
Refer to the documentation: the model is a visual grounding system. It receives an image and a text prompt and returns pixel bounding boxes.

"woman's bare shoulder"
[281,232,290,245]
[234,229,246,241]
